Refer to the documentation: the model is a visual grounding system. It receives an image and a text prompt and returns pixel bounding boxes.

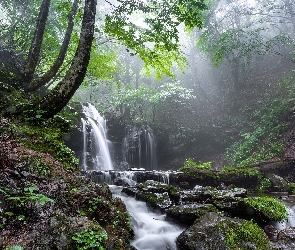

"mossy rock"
[166,203,218,225]
[176,212,270,250]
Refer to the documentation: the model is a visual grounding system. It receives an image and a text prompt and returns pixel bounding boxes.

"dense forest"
[1,0,295,249]
[2,0,295,169]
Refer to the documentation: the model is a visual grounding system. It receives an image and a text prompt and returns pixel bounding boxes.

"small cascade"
[81,104,113,170]
[122,125,157,170]
[82,170,171,185]
[111,185,184,250]
[272,204,295,230]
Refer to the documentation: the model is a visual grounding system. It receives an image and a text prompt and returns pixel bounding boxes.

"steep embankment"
[0,117,134,250]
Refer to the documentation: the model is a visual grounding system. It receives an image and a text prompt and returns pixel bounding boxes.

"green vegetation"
[88,198,101,214]
[6,246,24,250]
[242,197,287,221]
[0,184,55,228]
[257,178,272,193]
[179,159,214,178]
[221,166,261,177]
[289,183,295,194]
[182,158,212,170]
[26,156,52,177]
[0,184,55,207]
[220,220,270,250]
[10,117,79,171]
[72,226,108,250]
[225,100,289,167]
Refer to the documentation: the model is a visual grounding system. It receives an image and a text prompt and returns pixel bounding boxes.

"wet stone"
[166,203,218,225]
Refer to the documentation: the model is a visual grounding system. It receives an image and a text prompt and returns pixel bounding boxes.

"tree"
[0,0,207,118]
[193,0,295,109]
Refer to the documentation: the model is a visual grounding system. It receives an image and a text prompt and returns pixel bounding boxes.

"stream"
[110,185,184,250]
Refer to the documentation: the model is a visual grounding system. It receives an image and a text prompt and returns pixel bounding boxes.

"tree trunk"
[24,0,79,93]
[39,0,97,118]
[21,0,51,85]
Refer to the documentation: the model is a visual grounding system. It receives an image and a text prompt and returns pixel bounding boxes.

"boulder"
[176,212,270,250]
[166,203,218,225]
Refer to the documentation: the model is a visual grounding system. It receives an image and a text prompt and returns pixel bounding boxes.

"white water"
[273,204,295,230]
[82,118,87,168]
[122,125,157,170]
[82,104,113,170]
[111,186,184,250]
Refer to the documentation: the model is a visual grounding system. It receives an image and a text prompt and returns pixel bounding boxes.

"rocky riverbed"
[120,178,295,250]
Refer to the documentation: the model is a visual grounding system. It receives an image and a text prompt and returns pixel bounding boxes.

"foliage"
[242,197,287,221]
[104,0,207,79]
[72,226,108,250]
[220,219,270,250]
[88,197,101,213]
[56,143,79,170]
[100,81,195,124]
[197,27,295,67]
[0,0,208,119]
[225,99,289,166]
[10,117,79,171]
[1,183,55,207]
[289,183,295,195]
[180,158,212,171]
[6,246,24,250]
[257,178,272,193]
[87,48,118,82]
[221,166,261,178]
[178,159,216,179]
[0,184,55,228]
[26,156,52,178]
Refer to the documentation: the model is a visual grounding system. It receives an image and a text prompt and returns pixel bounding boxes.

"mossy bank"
[0,117,135,250]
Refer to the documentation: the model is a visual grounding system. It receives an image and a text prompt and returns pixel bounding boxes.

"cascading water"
[272,202,295,230]
[82,104,113,170]
[111,185,184,250]
[80,104,182,249]
[122,125,157,170]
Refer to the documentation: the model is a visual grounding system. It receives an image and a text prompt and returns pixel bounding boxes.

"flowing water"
[122,125,157,170]
[81,103,183,249]
[82,170,171,185]
[272,199,295,230]
[82,104,113,170]
[111,185,184,250]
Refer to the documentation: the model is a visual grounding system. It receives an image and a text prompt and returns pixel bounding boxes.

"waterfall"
[82,104,113,170]
[122,125,157,170]
[82,118,87,169]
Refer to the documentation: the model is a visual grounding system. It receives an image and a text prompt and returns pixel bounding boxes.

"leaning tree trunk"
[24,0,79,93]
[21,0,51,85]
[39,0,97,118]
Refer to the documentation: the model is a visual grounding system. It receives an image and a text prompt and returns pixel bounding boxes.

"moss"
[139,192,162,203]
[289,183,295,194]
[137,182,180,195]
[72,224,108,250]
[167,204,218,223]
[218,219,270,250]
[221,166,262,178]
[257,178,272,193]
[242,197,287,221]
[11,120,79,171]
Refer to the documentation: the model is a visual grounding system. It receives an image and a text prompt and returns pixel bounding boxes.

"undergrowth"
[225,98,289,167]
[9,117,79,171]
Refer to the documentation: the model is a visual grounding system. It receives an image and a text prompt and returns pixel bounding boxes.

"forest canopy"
[0,0,207,118]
